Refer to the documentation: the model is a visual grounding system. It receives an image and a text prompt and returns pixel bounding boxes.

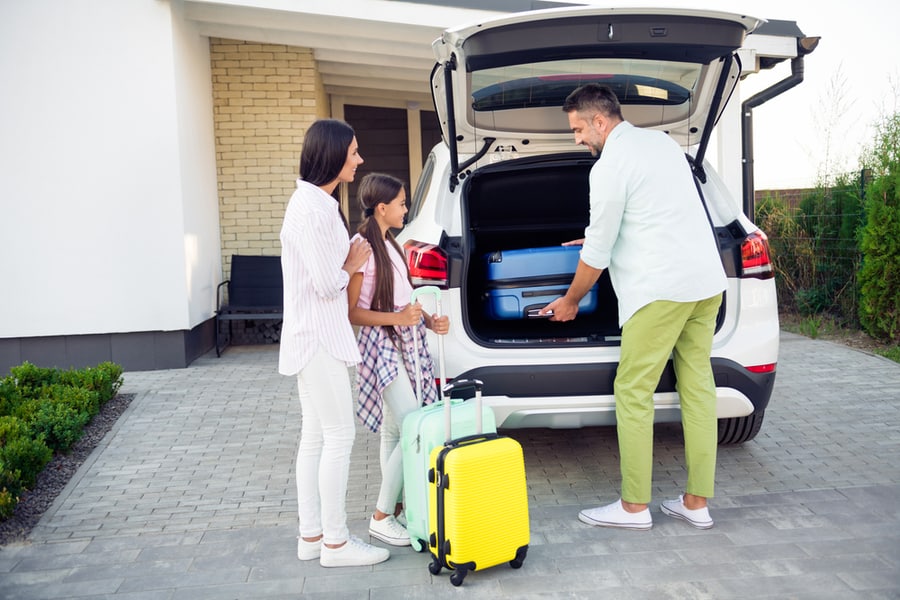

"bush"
[28,386,97,452]
[756,194,814,313]
[0,416,52,492]
[858,113,900,342]
[0,362,124,520]
[58,362,123,405]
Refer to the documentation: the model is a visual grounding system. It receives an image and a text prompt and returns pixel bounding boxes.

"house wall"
[0,0,221,372]
[210,39,326,274]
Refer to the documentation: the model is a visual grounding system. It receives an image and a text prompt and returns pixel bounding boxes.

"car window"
[471,58,701,111]
[408,152,435,223]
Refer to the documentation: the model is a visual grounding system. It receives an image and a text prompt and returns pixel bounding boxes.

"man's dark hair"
[562,83,623,120]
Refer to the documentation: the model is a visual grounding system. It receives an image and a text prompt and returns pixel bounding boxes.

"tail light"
[741,230,774,279]
[404,240,448,287]
[746,363,776,374]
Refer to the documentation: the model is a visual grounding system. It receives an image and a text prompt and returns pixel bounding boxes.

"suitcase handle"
[409,286,447,419]
[441,378,484,442]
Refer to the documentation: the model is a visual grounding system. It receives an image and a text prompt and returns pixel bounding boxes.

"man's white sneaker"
[369,514,411,547]
[297,536,321,561]
[320,536,390,568]
[578,499,652,530]
[661,495,714,529]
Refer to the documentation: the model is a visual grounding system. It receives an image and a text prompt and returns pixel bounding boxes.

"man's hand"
[540,296,579,322]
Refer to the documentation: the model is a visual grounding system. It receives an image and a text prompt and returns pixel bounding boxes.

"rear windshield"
[471,58,701,111]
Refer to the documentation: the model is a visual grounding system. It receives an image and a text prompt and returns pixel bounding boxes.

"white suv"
[399,6,786,444]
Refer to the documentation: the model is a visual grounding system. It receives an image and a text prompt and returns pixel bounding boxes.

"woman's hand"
[343,238,371,274]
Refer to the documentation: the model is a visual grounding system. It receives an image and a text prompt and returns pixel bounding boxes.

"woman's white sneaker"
[369,514,411,546]
[660,495,714,529]
[320,536,390,567]
[297,536,321,561]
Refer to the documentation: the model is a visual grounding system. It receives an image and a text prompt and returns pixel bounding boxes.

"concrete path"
[1,332,898,599]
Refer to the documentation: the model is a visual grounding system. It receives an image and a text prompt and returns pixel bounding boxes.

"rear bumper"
[452,358,776,429]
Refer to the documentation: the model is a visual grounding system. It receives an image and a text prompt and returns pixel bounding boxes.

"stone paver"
[1,332,898,599]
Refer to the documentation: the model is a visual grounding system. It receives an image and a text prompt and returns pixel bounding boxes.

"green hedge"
[0,361,123,519]
[858,113,900,343]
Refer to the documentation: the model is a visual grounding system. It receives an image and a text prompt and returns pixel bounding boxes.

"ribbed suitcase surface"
[428,433,529,585]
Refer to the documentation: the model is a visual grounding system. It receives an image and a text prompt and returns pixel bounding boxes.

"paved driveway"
[1,332,898,599]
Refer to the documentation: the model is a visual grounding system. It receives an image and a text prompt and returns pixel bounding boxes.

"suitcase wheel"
[510,545,528,569]
[450,569,466,587]
[428,558,442,575]
[411,538,427,553]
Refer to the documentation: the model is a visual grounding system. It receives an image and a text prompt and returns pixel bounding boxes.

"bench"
[215,255,284,357]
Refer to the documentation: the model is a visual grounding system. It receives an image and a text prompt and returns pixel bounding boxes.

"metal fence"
[756,178,866,326]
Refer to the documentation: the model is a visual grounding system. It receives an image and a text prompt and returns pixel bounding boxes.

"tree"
[858,112,900,342]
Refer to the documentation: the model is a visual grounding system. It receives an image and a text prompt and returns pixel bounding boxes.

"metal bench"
[215,255,283,357]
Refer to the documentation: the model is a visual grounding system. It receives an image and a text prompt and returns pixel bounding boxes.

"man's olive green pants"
[615,294,722,504]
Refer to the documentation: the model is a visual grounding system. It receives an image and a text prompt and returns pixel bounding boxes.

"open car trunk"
[461,153,623,347]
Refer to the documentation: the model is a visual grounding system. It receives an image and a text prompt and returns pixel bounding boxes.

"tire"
[717,411,764,445]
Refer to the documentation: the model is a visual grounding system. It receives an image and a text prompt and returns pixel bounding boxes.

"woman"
[347,173,449,546]
[279,118,390,568]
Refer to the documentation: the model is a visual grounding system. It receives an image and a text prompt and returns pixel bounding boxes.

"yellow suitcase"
[427,379,529,586]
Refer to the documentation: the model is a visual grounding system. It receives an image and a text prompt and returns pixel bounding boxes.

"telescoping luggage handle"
[409,285,447,418]
[441,378,484,443]
[410,286,485,443]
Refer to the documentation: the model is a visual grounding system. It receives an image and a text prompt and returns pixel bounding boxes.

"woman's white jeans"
[295,347,356,545]
[376,368,419,514]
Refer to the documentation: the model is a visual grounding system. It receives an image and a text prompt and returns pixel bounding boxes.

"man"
[541,83,726,530]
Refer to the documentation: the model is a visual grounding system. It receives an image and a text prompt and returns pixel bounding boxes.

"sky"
[577,0,900,190]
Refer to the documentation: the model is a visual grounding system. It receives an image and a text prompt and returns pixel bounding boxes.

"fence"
[756,174,866,326]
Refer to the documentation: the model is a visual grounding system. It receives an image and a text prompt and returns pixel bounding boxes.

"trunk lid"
[431,6,761,187]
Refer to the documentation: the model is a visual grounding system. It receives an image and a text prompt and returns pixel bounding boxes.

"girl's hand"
[398,302,423,326]
[429,314,450,335]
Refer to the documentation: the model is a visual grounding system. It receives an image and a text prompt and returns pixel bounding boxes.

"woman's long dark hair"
[357,173,412,344]
[299,118,355,230]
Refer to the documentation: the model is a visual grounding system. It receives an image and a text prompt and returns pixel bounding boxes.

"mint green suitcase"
[401,286,497,552]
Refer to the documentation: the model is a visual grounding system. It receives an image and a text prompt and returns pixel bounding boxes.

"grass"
[875,346,900,363]
[780,312,900,364]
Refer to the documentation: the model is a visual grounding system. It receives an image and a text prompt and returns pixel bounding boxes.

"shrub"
[0,488,16,519]
[0,416,52,490]
[0,361,124,520]
[858,113,900,342]
[29,387,97,452]
[793,175,864,323]
[0,376,23,418]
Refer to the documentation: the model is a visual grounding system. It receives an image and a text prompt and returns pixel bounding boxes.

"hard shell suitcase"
[427,379,529,586]
[484,245,599,319]
[400,287,497,553]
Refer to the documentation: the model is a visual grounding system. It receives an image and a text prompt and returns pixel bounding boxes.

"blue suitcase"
[484,246,599,319]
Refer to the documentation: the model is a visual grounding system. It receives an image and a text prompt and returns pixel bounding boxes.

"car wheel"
[717,411,765,445]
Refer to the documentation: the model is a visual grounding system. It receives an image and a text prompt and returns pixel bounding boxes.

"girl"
[347,173,450,546]
[279,119,390,568]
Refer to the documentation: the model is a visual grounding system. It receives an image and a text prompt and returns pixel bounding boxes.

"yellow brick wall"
[209,38,328,275]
